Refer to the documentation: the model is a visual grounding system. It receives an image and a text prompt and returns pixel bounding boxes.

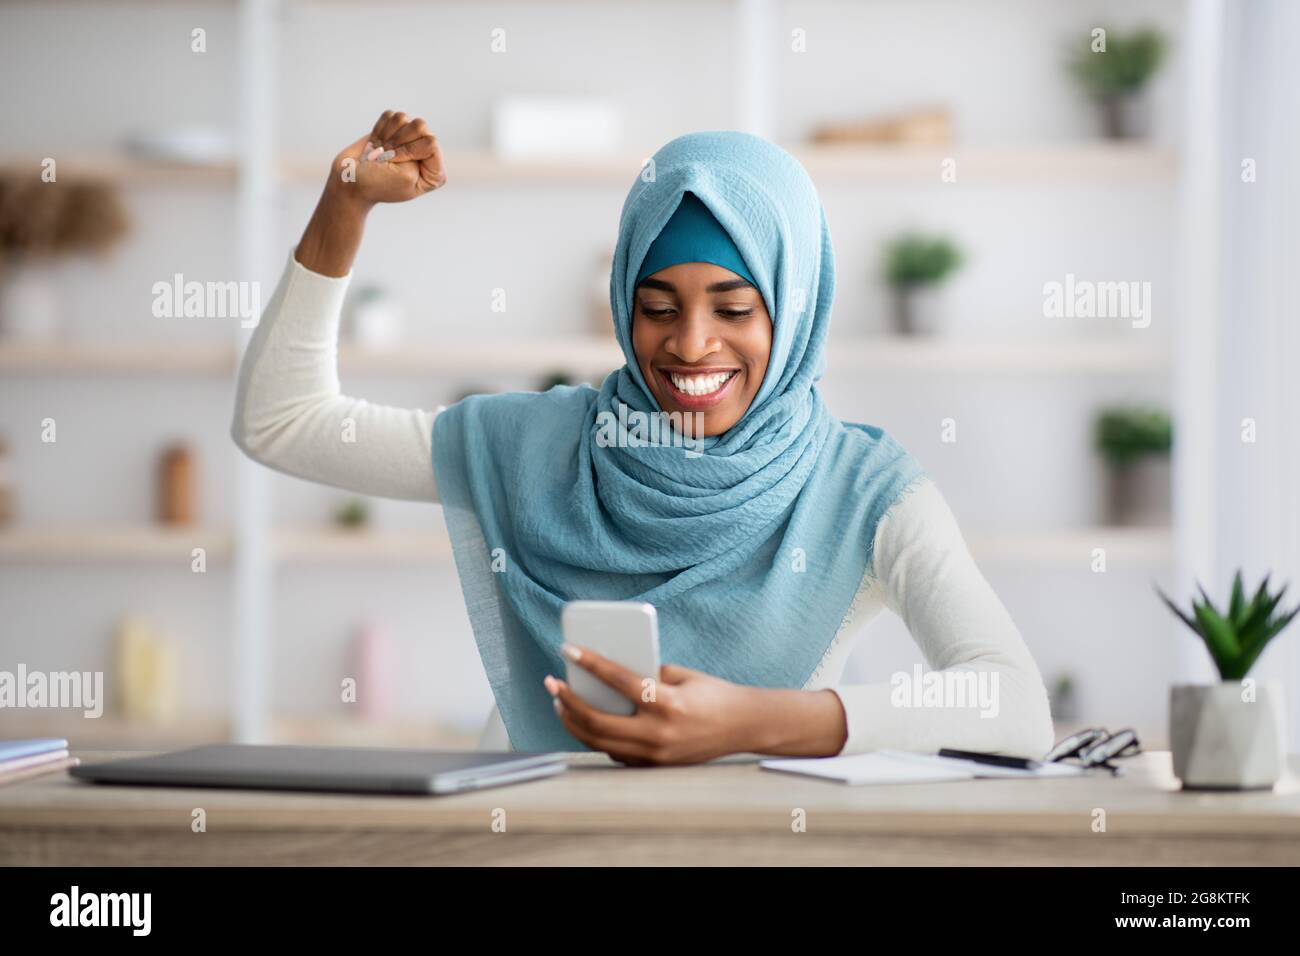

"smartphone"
[560,601,661,716]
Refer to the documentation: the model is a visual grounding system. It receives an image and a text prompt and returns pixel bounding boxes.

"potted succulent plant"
[883,234,963,335]
[1067,26,1167,139]
[1095,405,1171,525]
[1157,572,1298,790]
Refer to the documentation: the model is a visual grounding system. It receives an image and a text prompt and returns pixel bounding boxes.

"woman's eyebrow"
[636,278,755,293]
[706,278,756,293]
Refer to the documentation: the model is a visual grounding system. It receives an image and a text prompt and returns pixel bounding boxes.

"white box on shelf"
[491,96,622,160]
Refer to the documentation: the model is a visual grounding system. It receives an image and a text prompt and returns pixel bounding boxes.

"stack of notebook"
[0,738,79,786]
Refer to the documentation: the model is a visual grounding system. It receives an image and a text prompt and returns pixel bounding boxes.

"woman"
[232,110,1055,764]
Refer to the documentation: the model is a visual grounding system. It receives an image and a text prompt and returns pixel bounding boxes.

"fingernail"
[364,146,383,162]
[379,149,395,162]
[543,675,557,694]
[560,643,581,662]
[553,698,563,714]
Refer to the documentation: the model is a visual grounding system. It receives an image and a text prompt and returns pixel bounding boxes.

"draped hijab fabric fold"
[433,130,924,752]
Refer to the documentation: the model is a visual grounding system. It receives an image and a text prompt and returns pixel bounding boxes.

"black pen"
[938,748,1041,770]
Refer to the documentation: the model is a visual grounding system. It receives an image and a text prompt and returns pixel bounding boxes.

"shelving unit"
[1,0,1208,748]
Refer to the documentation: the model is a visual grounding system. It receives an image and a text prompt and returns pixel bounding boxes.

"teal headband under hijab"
[634,190,758,290]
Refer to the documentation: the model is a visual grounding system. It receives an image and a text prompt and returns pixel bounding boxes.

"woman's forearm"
[740,687,848,756]
[294,178,373,278]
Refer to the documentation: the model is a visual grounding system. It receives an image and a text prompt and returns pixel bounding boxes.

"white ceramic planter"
[1097,92,1153,139]
[0,262,63,340]
[892,284,949,336]
[1106,456,1172,526]
[1170,681,1286,790]
[346,289,404,348]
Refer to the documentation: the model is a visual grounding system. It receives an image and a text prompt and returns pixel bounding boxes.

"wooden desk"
[1,751,1297,865]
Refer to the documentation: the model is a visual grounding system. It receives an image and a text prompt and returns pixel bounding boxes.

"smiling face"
[631,262,772,436]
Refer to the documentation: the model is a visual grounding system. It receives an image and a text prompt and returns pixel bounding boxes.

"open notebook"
[760,749,1086,785]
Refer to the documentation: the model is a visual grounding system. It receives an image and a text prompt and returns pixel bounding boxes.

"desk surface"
[2,750,1298,865]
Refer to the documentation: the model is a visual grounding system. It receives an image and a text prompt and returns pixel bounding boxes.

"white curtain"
[1216,0,1300,742]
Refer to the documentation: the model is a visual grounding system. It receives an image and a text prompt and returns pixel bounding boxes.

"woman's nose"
[667,311,721,362]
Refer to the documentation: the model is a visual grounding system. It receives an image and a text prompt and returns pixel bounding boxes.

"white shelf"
[0,524,1171,567]
[2,143,1177,189]
[0,526,449,565]
[0,340,234,376]
[0,526,233,563]
[0,339,621,378]
[0,335,1167,377]
[970,527,1173,566]
[825,336,1169,374]
[282,143,1181,186]
[337,340,623,377]
[0,154,237,185]
[272,528,451,564]
[795,142,1177,183]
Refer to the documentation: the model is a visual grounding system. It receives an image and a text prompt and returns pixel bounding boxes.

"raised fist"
[328,110,447,205]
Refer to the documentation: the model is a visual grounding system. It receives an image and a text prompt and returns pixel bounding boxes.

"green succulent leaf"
[1229,570,1246,623]
[1239,581,1287,644]
[1156,586,1199,635]
[1191,599,1239,678]
[1238,603,1300,677]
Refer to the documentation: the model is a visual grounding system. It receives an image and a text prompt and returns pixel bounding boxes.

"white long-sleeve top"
[232,249,1056,758]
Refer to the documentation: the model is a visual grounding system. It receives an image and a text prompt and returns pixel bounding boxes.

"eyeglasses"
[1045,727,1141,774]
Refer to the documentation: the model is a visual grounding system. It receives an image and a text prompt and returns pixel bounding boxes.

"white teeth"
[667,371,735,396]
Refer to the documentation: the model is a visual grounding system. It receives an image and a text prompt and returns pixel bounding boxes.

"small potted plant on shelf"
[1095,405,1171,526]
[1157,572,1298,790]
[1049,673,1079,722]
[1067,26,1167,139]
[334,497,369,530]
[883,233,963,336]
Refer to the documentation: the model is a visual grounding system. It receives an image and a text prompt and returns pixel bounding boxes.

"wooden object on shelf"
[811,107,954,145]
[157,443,196,525]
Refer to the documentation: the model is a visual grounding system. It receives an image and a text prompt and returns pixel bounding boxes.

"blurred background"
[0,0,1296,752]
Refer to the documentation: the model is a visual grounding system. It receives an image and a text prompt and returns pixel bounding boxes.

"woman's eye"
[641,306,676,318]
[719,309,754,319]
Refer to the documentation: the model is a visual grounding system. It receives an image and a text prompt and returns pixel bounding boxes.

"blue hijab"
[432,130,924,752]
